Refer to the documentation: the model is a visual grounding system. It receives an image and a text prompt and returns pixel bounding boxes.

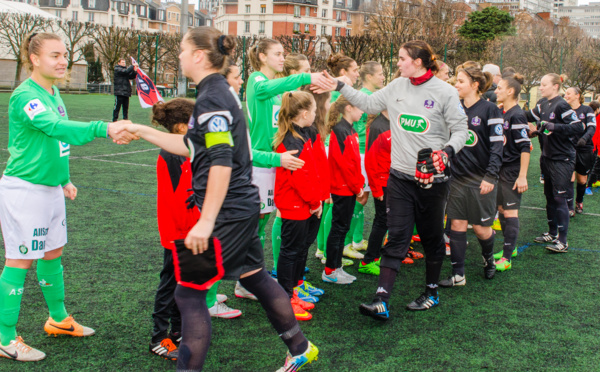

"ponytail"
[327,95,353,130]
[21,32,62,72]
[248,38,280,71]
[273,91,315,149]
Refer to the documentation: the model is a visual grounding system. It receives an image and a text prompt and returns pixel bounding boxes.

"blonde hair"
[277,53,309,78]
[21,32,62,72]
[545,73,568,91]
[248,38,280,71]
[327,95,354,130]
[273,91,315,149]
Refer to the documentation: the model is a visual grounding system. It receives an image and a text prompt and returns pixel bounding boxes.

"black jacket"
[113,65,137,96]
[482,83,497,103]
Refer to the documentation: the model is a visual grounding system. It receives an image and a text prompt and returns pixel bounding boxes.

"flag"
[131,57,164,108]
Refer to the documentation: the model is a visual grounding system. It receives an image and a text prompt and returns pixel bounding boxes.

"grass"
[1,93,600,371]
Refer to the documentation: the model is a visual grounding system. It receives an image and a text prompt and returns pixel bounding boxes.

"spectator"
[113,58,138,122]
[482,64,501,103]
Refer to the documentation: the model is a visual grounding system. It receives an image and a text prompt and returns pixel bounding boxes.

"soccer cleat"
[298,281,324,296]
[358,261,380,276]
[217,294,228,303]
[292,293,315,311]
[401,256,414,264]
[374,258,381,266]
[495,257,512,272]
[0,336,46,362]
[235,281,258,301]
[352,240,368,251]
[149,338,178,360]
[44,315,95,337]
[321,269,353,284]
[540,175,545,184]
[315,249,324,259]
[407,293,439,311]
[270,269,278,279]
[483,255,496,279]
[407,248,424,260]
[593,181,600,188]
[545,240,568,253]
[208,302,242,319]
[534,232,558,244]
[276,341,319,371]
[343,244,364,259]
[304,267,310,273]
[439,274,466,287]
[412,234,421,242]
[290,300,312,321]
[342,258,354,266]
[168,331,182,345]
[359,299,390,321]
[337,267,357,282]
[585,187,593,195]
[491,218,502,231]
[494,247,518,260]
[294,287,319,303]
[576,203,583,214]
[569,209,575,218]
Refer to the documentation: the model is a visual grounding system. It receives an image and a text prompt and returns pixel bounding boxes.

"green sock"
[323,204,333,259]
[413,225,418,236]
[258,214,270,248]
[345,202,362,246]
[317,203,332,251]
[0,266,28,346]
[37,257,68,322]
[206,281,220,308]
[272,216,282,269]
[353,203,365,244]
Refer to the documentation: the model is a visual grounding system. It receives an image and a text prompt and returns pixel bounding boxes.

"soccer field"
[1,93,600,371]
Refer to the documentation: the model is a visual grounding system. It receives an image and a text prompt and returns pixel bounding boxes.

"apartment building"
[558,2,600,38]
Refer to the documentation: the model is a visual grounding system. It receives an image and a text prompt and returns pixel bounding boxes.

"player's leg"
[150,248,179,360]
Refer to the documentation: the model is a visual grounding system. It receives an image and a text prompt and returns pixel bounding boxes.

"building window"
[245,5,250,13]
[336,10,341,21]
[322,9,327,18]
[346,29,351,36]
[121,15,125,24]
[120,2,124,11]
[305,6,309,16]
[259,21,265,33]
[294,5,300,17]
[304,23,310,32]
[321,25,326,35]
[72,11,78,20]
[176,13,179,21]
[335,27,340,36]
[88,12,94,21]
[55,0,62,5]
[89,0,95,8]
[293,22,300,32]
[139,19,144,28]
[304,40,309,49]
[260,4,266,13]
[245,21,250,33]
[159,10,164,19]
[140,6,145,16]
[55,9,61,16]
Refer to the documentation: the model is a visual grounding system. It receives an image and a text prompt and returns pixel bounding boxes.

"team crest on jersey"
[504,120,510,130]
[580,113,585,119]
[57,105,66,117]
[521,128,528,138]
[187,115,195,129]
[465,129,478,147]
[424,100,435,109]
[208,116,229,132]
[398,114,430,134]
[549,112,555,120]
[458,103,466,116]
[59,141,70,157]
[494,124,503,135]
[24,99,46,120]
[471,116,481,126]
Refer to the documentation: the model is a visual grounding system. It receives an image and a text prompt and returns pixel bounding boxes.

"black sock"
[503,217,519,260]
[449,230,467,277]
[239,268,308,356]
[555,197,569,244]
[498,213,506,232]
[566,182,575,211]
[478,230,496,258]
[375,266,398,304]
[576,183,586,204]
[174,285,211,372]
[425,260,443,296]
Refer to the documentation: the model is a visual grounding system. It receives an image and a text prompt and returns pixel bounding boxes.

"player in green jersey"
[0,33,135,362]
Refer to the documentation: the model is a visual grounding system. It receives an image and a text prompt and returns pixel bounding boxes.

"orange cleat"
[407,247,424,260]
[402,257,414,264]
[44,315,95,337]
[291,299,312,321]
[292,293,315,311]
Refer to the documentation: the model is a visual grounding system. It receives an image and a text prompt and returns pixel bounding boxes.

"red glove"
[415,148,434,189]
[431,149,449,174]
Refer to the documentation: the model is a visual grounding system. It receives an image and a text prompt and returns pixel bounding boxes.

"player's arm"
[252,73,312,100]
[126,124,188,156]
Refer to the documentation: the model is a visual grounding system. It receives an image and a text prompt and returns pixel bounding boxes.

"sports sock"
[272,216,282,269]
[352,203,364,245]
[555,196,569,243]
[546,198,558,237]
[37,256,68,322]
[174,285,211,371]
[258,214,270,248]
[425,260,443,294]
[375,266,397,304]
[317,203,331,251]
[323,204,332,258]
[239,268,308,356]
[449,230,467,276]
[498,212,506,232]
[576,182,587,204]
[566,182,575,211]
[425,283,439,298]
[344,207,357,246]
[503,217,519,260]
[478,230,496,258]
[0,267,27,346]
[205,281,220,308]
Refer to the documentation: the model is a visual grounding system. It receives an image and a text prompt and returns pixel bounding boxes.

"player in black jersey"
[440,65,504,287]
[564,87,596,214]
[123,27,318,371]
[526,74,584,253]
[492,73,531,271]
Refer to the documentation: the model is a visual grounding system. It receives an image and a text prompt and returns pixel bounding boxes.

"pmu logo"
[465,129,478,147]
[398,114,430,134]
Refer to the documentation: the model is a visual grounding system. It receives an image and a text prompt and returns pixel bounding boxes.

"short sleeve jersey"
[502,104,531,164]
[184,73,260,222]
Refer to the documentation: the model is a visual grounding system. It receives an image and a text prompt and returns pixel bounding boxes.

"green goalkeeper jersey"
[4,78,108,187]
[246,71,311,169]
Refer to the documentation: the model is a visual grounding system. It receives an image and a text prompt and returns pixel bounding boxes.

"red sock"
[324,267,335,275]
[297,280,303,287]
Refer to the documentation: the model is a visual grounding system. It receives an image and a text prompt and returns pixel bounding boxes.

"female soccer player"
[123,27,318,371]
[327,53,360,103]
[435,61,450,82]
[527,74,584,253]
[564,87,596,214]
[440,65,504,287]
[316,41,468,318]
[491,74,531,272]
[0,32,134,362]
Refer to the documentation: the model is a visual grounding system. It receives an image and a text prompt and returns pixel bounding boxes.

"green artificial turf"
[1,93,600,371]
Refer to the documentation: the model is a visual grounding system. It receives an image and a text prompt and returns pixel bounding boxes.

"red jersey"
[365,114,391,198]
[329,118,364,196]
[306,126,331,201]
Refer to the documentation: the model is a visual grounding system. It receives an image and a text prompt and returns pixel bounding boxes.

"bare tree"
[51,20,97,90]
[160,33,183,86]
[92,25,135,82]
[0,13,51,82]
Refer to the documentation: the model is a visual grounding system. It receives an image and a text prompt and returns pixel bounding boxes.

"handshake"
[107,120,140,144]
[415,148,449,189]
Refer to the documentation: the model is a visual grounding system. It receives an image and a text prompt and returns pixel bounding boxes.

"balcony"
[273,0,318,5]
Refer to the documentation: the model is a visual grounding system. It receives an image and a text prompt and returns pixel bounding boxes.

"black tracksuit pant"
[151,248,181,343]
[113,95,130,121]
[364,187,387,264]
[326,194,356,270]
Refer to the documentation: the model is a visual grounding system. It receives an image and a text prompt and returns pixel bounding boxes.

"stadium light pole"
[178,0,189,97]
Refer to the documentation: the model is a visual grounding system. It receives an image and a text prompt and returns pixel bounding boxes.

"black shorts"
[575,150,595,175]
[447,180,497,226]
[497,164,522,210]
[213,213,264,280]
[541,157,575,198]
